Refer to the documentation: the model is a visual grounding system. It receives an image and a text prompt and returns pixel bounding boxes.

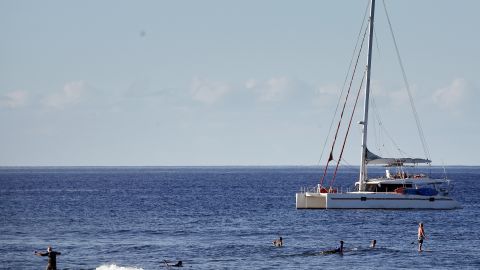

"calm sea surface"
[0,166,479,269]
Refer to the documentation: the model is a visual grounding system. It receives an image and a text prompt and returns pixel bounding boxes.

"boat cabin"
[364,182,412,192]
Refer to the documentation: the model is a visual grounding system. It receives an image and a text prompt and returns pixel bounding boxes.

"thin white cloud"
[190,77,231,105]
[0,90,29,109]
[388,87,414,108]
[313,83,340,106]
[432,78,469,110]
[245,79,257,90]
[125,79,151,98]
[369,80,418,109]
[188,76,348,109]
[42,81,88,109]
[246,77,294,102]
[317,83,340,95]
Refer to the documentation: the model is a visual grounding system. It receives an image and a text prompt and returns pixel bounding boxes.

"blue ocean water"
[0,166,479,269]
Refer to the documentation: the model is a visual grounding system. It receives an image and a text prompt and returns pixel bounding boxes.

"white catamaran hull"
[296,192,461,209]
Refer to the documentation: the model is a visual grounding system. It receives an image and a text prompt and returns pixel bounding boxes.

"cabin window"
[365,183,412,192]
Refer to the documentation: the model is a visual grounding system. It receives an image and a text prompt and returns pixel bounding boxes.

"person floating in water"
[418,222,427,252]
[272,236,283,247]
[34,246,61,270]
[163,260,183,267]
[370,239,376,248]
[322,240,344,254]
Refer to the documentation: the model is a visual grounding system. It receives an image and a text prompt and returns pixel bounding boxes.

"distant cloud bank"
[432,78,470,110]
[5,77,474,116]
[189,76,327,108]
[0,90,29,109]
[41,81,89,110]
[190,77,231,105]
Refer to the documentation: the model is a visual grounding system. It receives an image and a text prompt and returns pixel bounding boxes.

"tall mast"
[359,0,375,191]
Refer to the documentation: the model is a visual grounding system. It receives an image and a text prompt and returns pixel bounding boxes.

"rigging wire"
[319,22,370,188]
[374,28,382,58]
[329,70,366,188]
[382,0,431,161]
[370,96,381,155]
[370,95,404,157]
[317,0,371,166]
[339,157,352,167]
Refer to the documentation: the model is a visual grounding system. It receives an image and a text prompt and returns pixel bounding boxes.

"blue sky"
[1,0,479,166]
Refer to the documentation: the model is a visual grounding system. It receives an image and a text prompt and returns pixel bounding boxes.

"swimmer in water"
[163,260,183,267]
[34,246,61,270]
[322,240,344,254]
[273,236,283,247]
[337,240,344,254]
[370,239,376,248]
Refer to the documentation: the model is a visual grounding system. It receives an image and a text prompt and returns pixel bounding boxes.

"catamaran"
[296,0,461,209]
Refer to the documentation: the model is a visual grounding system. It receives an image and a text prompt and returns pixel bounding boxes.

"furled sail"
[365,148,431,166]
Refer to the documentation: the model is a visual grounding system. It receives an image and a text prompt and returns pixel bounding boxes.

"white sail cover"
[365,148,431,166]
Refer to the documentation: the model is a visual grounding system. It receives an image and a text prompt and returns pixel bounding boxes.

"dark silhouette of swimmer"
[370,239,376,248]
[273,236,283,247]
[163,260,183,267]
[322,240,344,254]
[337,240,344,253]
[34,246,61,270]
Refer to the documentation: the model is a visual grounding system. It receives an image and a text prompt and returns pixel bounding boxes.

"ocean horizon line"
[1,164,479,168]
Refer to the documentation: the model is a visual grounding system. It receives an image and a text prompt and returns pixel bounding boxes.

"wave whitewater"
[96,264,144,270]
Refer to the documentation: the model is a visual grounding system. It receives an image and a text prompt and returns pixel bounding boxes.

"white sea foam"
[96,264,144,270]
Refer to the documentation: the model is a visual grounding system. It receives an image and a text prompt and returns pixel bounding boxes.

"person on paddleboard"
[34,246,61,270]
[418,223,427,252]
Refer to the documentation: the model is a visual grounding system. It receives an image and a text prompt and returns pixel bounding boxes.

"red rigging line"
[319,23,369,189]
[329,70,366,188]
[317,1,371,166]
